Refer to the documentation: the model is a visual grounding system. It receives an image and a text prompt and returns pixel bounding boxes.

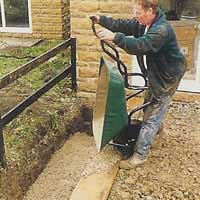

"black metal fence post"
[0,114,6,168]
[71,38,77,91]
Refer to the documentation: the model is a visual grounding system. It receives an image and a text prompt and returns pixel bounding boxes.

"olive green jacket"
[99,9,187,99]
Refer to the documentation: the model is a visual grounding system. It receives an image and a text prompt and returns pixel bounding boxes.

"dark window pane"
[0,3,2,27]
[4,0,29,28]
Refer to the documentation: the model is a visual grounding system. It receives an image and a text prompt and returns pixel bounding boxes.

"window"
[159,0,186,20]
[0,6,2,26]
[0,0,32,33]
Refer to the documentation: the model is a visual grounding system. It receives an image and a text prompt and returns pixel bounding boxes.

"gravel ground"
[108,101,200,200]
[23,101,200,200]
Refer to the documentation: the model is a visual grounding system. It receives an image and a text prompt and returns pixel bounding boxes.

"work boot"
[114,146,133,160]
[119,154,147,169]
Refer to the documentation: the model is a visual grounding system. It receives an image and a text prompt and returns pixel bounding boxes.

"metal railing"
[0,38,77,168]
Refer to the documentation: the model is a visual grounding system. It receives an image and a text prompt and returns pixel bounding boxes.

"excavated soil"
[22,100,200,200]
[23,133,96,200]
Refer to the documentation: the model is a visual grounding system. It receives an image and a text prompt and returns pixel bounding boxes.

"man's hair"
[138,0,159,14]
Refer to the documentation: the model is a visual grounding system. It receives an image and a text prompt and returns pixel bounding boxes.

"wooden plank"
[69,146,120,200]
[70,164,118,200]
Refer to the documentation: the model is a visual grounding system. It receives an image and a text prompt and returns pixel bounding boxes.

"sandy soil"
[23,101,200,200]
[23,133,96,200]
[109,101,200,200]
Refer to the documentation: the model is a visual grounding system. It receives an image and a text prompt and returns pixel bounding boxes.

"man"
[91,0,187,169]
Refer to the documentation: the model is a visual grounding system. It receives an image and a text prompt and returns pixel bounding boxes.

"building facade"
[0,0,70,39]
[70,0,200,97]
[0,0,200,98]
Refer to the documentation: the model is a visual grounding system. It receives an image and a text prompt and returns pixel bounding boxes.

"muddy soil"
[109,101,200,200]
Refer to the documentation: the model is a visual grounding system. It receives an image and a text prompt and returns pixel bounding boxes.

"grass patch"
[0,40,72,114]
[0,39,74,161]
[0,40,80,200]
[0,40,62,76]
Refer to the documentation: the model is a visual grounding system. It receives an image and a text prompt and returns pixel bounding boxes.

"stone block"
[79,79,98,93]
[71,2,99,13]
[71,18,91,30]
[78,51,101,63]
[77,91,96,103]
[77,35,99,47]
[99,2,124,14]
[79,67,99,78]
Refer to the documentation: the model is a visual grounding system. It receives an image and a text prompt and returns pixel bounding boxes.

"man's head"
[134,0,159,26]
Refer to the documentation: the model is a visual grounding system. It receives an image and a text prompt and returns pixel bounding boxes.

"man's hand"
[97,29,116,42]
[90,15,100,24]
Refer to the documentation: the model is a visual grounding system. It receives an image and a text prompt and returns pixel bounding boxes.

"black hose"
[0,54,35,60]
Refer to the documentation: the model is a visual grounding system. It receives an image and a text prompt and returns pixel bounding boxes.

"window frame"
[0,0,32,33]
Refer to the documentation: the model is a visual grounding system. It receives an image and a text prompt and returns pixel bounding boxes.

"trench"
[2,100,200,200]
[23,132,96,200]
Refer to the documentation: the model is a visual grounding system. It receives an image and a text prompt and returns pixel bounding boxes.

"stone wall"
[70,0,135,100]
[0,0,70,39]
[0,0,198,100]
[171,21,198,75]
[70,0,199,100]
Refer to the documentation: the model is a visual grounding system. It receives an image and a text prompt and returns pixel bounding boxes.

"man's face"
[133,2,154,25]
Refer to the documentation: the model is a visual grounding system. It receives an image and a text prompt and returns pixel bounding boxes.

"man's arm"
[113,25,169,55]
[99,16,138,36]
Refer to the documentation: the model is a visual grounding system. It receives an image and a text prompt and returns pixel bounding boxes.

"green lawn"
[0,40,62,76]
[0,39,77,167]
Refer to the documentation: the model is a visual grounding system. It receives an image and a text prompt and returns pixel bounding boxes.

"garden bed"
[0,41,91,200]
